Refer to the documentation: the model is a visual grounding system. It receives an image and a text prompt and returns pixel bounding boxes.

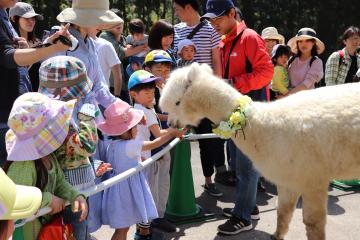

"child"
[129,70,184,234]
[176,39,197,67]
[38,56,110,240]
[270,44,291,100]
[97,99,183,240]
[144,50,174,124]
[126,18,149,76]
[4,92,88,240]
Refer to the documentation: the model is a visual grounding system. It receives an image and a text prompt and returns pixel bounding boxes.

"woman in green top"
[3,92,88,240]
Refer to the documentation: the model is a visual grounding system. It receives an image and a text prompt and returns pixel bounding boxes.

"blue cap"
[128,70,161,90]
[201,0,235,19]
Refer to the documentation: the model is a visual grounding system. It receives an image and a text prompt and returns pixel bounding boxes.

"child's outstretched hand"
[95,162,113,177]
[72,195,88,222]
[169,127,187,139]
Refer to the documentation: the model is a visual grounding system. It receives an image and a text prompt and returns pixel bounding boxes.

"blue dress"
[101,139,158,228]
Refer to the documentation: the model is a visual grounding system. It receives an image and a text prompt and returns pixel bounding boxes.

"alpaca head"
[159,62,215,128]
[160,62,240,128]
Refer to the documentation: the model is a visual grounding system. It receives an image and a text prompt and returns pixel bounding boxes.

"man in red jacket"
[202,0,273,235]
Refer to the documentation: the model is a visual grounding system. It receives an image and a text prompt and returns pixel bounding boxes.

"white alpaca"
[159,63,360,240]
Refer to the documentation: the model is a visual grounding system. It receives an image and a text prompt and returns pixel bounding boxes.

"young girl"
[9,2,43,90]
[287,28,324,94]
[4,92,88,240]
[98,99,184,240]
[270,44,291,100]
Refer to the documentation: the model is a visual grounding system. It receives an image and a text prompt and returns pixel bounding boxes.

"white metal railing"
[14,133,218,228]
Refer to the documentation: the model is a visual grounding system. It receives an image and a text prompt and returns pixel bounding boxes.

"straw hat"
[97,100,144,136]
[57,0,123,28]
[6,92,76,161]
[0,168,42,220]
[287,28,325,54]
[261,27,285,44]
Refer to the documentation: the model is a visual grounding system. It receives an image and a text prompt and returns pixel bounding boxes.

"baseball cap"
[128,70,161,90]
[144,50,174,66]
[9,2,44,20]
[201,0,235,19]
[0,168,42,220]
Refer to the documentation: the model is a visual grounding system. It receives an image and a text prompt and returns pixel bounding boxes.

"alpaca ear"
[199,63,213,74]
[187,62,201,82]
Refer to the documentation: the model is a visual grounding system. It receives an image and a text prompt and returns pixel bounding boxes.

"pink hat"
[6,92,76,161]
[97,100,144,136]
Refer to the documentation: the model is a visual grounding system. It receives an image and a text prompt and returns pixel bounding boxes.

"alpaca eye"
[175,101,180,106]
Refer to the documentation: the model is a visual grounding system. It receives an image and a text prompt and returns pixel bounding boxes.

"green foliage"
[23,0,360,58]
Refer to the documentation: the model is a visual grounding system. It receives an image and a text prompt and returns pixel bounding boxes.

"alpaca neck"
[201,86,242,125]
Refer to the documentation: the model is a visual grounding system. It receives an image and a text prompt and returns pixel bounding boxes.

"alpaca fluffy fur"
[159,63,360,240]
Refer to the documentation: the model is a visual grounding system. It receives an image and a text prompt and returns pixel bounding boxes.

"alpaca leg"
[272,186,300,240]
[302,187,328,240]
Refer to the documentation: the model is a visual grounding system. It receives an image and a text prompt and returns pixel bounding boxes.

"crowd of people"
[0,0,359,239]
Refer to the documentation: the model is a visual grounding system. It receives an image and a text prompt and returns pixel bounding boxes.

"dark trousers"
[194,118,225,177]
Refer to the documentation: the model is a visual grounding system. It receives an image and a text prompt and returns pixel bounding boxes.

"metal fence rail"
[14,133,219,228]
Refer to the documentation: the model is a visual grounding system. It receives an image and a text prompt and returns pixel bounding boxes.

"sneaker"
[222,206,260,221]
[203,183,223,197]
[218,216,253,235]
[222,207,233,218]
[251,206,260,220]
[215,171,236,186]
[151,217,176,232]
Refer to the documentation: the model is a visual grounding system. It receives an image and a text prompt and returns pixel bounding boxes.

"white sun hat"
[287,27,325,55]
[57,0,123,28]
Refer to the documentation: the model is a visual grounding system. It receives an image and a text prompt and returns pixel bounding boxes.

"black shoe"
[203,183,223,197]
[222,206,260,220]
[215,171,236,186]
[218,216,253,235]
[151,217,176,232]
[222,208,233,218]
[251,206,260,220]
[134,231,164,240]
[257,177,266,192]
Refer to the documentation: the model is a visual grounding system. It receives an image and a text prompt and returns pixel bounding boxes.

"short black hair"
[129,81,156,92]
[271,45,291,65]
[148,20,175,50]
[129,18,145,35]
[173,0,200,12]
[342,26,360,41]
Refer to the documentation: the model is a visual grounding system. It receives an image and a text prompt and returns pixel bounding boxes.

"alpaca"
[159,63,360,240]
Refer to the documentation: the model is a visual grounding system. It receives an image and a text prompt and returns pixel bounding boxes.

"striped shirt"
[174,21,220,68]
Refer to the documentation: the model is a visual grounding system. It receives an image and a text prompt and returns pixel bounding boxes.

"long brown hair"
[11,16,37,43]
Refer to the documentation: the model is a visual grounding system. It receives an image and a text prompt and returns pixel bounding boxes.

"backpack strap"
[309,56,318,67]
[223,29,247,79]
[288,55,318,67]
[288,55,297,67]
[338,49,345,68]
[187,20,206,40]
